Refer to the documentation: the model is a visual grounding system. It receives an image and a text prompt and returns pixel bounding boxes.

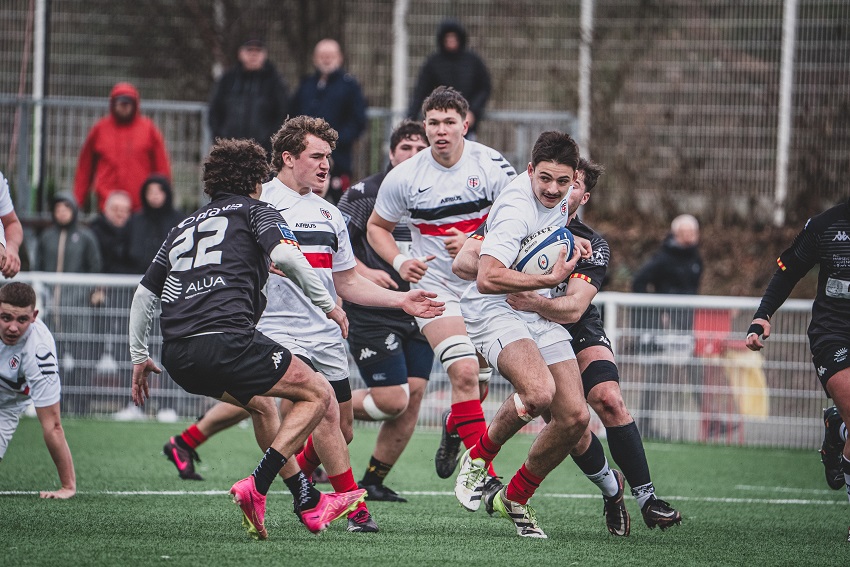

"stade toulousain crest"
[9,355,20,370]
[467,176,480,189]
[321,209,332,220]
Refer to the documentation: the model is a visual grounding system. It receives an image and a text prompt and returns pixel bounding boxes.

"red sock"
[469,430,501,464]
[295,436,321,478]
[450,399,496,475]
[329,468,368,517]
[180,424,207,449]
[505,463,545,505]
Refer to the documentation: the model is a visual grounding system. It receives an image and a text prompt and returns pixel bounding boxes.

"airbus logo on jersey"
[185,276,226,296]
[296,223,317,228]
[440,195,463,204]
[835,347,848,363]
[467,176,480,189]
[9,354,20,370]
[385,333,399,351]
[359,348,376,360]
[321,209,332,220]
[271,351,284,369]
[834,231,850,242]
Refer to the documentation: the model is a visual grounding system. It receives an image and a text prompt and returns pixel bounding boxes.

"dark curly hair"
[390,119,428,151]
[531,131,579,170]
[0,282,36,308]
[202,138,270,198]
[577,157,605,192]
[421,86,469,120]
[270,116,338,172]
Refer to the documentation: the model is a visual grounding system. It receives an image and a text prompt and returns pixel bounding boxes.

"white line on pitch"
[1,489,845,505]
[734,484,836,495]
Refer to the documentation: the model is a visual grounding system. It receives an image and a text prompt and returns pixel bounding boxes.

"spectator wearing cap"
[208,37,289,154]
[73,82,171,213]
[290,38,367,203]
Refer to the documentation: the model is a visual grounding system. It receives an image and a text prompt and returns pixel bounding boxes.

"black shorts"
[162,330,292,406]
[347,309,434,387]
[811,338,850,393]
[566,316,614,356]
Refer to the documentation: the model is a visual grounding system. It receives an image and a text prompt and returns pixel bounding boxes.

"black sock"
[283,471,321,511]
[571,432,607,475]
[360,456,393,486]
[607,422,651,489]
[252,447,286,495]
[173,435,192,451]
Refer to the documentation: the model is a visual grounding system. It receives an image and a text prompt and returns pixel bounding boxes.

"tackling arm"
[35,402,76,499]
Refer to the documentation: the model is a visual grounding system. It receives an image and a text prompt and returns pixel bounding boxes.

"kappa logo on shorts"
[359,348,376,360]
[598,336,611,347]
[818,365,827,377]
[835,347,848,363]
[271,351,284,369]
[385,333,399,351]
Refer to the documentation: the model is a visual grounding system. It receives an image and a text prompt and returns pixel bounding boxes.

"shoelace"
[463,459,487,490]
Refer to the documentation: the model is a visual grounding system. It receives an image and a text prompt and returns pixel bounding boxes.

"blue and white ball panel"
[512,226,574,275]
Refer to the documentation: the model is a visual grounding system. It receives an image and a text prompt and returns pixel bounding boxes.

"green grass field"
[1,417,847,566]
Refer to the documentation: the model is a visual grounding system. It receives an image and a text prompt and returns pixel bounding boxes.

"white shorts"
[412,278,465,330]
[0,393,31,460]
[463,302,575,369]
[262,331,350,382]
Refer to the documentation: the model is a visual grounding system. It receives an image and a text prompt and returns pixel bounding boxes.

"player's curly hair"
[0,282,36,308]
[390,119,428,151]
[270,116,338,172]
[421,86,469,121]
[531,131,579,171]
[577,157,605,192]
[203,138,270,198]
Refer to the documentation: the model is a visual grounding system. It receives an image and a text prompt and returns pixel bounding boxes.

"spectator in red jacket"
[73,82,171,213]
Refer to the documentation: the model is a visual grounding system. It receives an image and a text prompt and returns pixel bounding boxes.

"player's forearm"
[366,223,401,266]
[452,247,479,281]
[0,215,23,252]
[530,295,586,324]
[335,269,403,309]
[753,267,800,321]
[476,263,560,295]
[45,429,76,490]
[129,285,158,364]
[270,243,336,314]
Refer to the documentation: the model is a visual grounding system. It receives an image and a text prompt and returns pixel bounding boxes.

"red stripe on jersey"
[776,257,786,271]
[413,216,487,237]
[304,252,333,269]
[570,273,592,284]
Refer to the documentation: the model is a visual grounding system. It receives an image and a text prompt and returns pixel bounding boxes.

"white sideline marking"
[1,489,845,505]
[734,484,836,495]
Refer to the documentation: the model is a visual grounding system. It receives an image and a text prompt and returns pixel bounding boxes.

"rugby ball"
[512,226,574,275]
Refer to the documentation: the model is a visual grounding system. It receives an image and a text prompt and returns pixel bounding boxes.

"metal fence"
[0,96,575,215]
[13,272,822,450]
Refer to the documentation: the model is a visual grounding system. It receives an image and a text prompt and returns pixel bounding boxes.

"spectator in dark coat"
[208,38,289,154]
[632,214,703,299]
[90,190,134,274]
[290,38,367,203]
[408,19,492,137]
[127,175,184,273]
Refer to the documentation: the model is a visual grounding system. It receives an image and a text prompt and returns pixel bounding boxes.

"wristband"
[392,254,412,272]
[747,323,765,338]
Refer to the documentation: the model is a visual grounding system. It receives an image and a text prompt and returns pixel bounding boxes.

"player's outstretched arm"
[366,211,434,283]
[507,277,597,324]
[129,284,162,406]
[333,267,444,318]
[35,402,76,499]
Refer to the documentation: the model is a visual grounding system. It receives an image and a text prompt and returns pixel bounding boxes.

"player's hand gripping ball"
[511,226,574,275]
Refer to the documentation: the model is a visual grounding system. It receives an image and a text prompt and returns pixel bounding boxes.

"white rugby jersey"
[461,172,571,323]
[256,177,356,339]
[374,140,516,297]
[0,319,61,407]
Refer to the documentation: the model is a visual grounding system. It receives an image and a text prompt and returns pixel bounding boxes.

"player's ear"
[526,162,534,176]
[32,309,39,320]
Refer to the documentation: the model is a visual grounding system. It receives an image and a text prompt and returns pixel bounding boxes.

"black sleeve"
[571,234,609,292]
[752,223,818,319]
[249,202,299,256]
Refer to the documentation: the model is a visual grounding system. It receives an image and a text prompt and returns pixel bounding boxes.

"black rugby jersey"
[754,198,850,346]
[140,193,299,341]
[338,168,413,316]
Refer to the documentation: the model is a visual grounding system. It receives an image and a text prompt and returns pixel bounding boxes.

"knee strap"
[433,335,478,372]
[362,383,410,421]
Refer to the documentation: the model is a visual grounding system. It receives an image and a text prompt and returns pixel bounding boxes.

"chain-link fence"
[2,1,847,222]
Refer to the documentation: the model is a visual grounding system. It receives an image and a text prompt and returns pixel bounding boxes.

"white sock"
[587,461,619,498]
[631,482,656,509]
[844,456,850,503]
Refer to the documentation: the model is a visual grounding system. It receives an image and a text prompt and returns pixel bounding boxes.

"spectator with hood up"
[128,175,185,273]
[408,19,492,137]
[73,82,171,213]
